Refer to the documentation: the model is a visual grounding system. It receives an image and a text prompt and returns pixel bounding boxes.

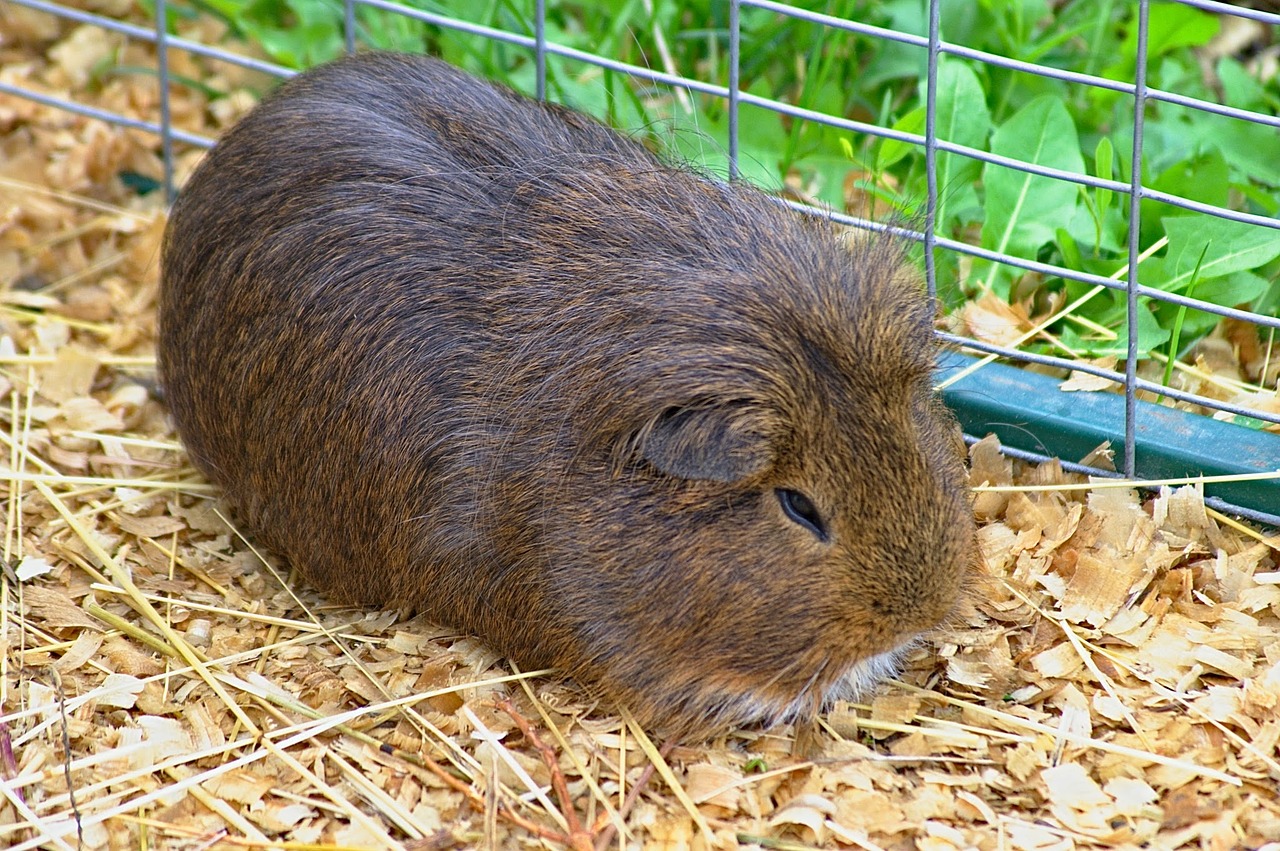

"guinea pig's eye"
[776,489,828,541]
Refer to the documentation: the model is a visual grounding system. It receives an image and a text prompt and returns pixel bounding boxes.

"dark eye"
[776,489,828,541]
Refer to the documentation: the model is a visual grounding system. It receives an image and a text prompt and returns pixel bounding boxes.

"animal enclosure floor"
[2,8,1280,850]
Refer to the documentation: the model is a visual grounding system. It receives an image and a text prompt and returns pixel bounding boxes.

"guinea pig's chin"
[820,644,913,705]
[687,645,915,735]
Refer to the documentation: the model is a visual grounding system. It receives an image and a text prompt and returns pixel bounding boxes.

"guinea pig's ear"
[637,404,774,483]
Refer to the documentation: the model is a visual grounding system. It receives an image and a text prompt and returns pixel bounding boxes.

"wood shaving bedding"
[2,6,1279,849]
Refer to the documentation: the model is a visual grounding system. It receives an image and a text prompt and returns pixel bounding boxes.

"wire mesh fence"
[3,0,1279,525]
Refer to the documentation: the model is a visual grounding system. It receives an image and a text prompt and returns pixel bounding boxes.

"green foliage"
[978,96,1085,294]
[157,0,1279,368]
[165,0,423,67]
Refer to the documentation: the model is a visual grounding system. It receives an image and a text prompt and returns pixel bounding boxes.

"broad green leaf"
[1056,227,1083,273]
[1149,149,1230,211]
[876,107,925,173]
[1217,58,1266,110]
[1253,277,1280,318]
[934,60,989,154]
[1210,123,1280,186]
[1113,2,1219,63]
[1233,183,1280,217]
[1091,304,1170,357]
[860,0,927,87]
[1058,304,1169,358]
[934,60,990,228]
[980,95,1085,262]
[1103,4,1218,88]
[1146,3,1220,54]
[1189,271,1271,308]
[1153,216,1280,294]
[1093,136,1114,226]
[256,24,337,68]
[286,0,334,28]
[1064,203,1127,255]
[1153,272,1271,339]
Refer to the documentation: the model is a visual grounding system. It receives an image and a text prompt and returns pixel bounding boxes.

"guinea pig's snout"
[864,505,973,633]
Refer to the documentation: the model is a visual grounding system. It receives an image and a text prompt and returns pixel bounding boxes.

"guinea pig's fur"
[159,51,976,737]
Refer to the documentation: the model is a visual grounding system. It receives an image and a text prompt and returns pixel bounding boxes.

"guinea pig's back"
[162,52,658,315]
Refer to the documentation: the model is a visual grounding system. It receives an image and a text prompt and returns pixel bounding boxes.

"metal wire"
[938,334,1280,428]
[727,0,741,180]
[533,0,546,101]
[1123,3,1152,478]
[154,0,175,204]
[963,437,1280,529]
[744,0,1280,129]
[0,80,212,149]
[344,0,356,54]
[1176,0,1280,23]
[13,0,1275,225]
[922,0,942,301]
[790,203,1280,331]
[9,0,295,78]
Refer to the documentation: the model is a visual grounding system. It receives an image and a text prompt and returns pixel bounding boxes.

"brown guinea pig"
[159,51,976,738]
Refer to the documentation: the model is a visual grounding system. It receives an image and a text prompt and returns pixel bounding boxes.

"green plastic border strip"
[937,353,1280,527]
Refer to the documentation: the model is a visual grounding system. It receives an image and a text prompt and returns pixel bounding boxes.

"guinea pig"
[158,51,976,738]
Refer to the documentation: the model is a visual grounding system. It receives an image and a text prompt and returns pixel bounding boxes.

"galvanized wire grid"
[3,0,1279,523]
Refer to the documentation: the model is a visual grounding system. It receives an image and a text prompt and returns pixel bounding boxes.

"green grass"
[146,0,1280,388]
